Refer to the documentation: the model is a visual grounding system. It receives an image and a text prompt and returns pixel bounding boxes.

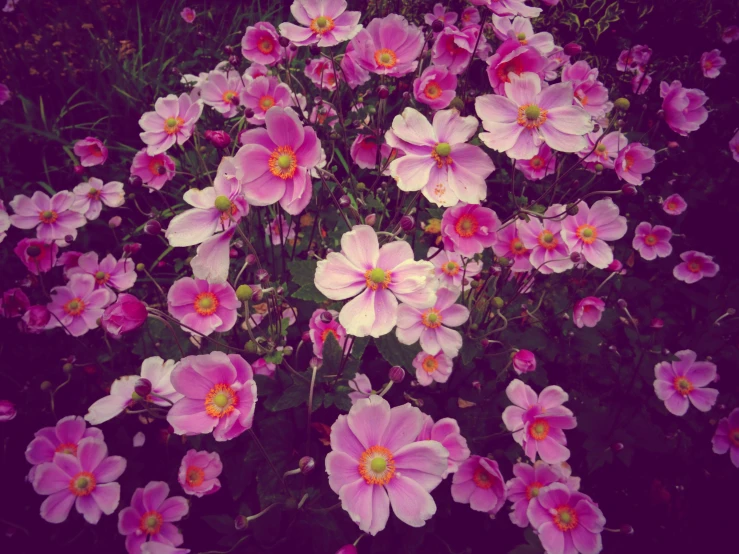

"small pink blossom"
[712,408,739,468]
[428,246,482,291]
[413,66,457,110]
[492,15,555,54]
[167,277,239,337]
[518,204,573,274]
[265,213,296,245]
[1,287,29,318]
[139,93,203,155]
[617,44,652,72]
[673,251,719,284]
[441,203,499,257]
[252,358,276,379]
[515,143,557,180]
[662,193,688,215]
[632,68,653,95]
[573,297,605,329]
[48,274,114,337]
[239,76,293,126]
[278,0,362,47]
[700,49,726,78]
[460,7,481,28]
[424,3,458,31]
[101,294,148,336]
[730,131,739,162]
[179,450,222,497]
[68,251,137,292]
[451,455,506,515]
[493,220,532,272]
[131,149,176,191]
[506,461,565,527]
[349,14,424,77]
[10,190,86,244]
[308,309,349,358]
[470,0,541,18]
[561,60,613,118]
[241,22,284,65]
[21,305,52,333]
[654,350,718,416]
[660,80,709,136]
[632,222,672,261]
[0,399,16,421]
[71,178,124,221]
[305,58,338,90]
[417,415,470,475]
[512,350,536,375]
[615,142,656,186]
[486,38,548,95]
[722,25,739,44]
[412,350,453,386]
[180,7,196,23]
[73,137,108,167]
[200,70,245,118]
[561,198,627,269]
[432,26,477,75]
[13,238,58,275]
[578,131,628,171]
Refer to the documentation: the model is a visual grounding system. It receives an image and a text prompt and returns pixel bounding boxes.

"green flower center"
[277,154,293,169]
[581,228,594,238]
[315,16,328,28]
[198,296,214,310]
[524,105,541,120]
[368,268,387,284]
[214,195,232,212]
[95,271,106,280]
[380,53,392,64]
[517,33,527,40]
[370,457,387,473]
[435,142,451,157]
[213,392,229,408]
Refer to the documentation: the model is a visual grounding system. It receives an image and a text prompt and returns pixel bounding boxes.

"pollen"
[424,81,442,99]
[148,159,164,176]
[193,291,219,316]
[673,376,694,396]
[575,223,598,245]
[221,90,238,104]
[268,146,298,179]
[525,481,543,500]
[69,471,96,497]
[537,230,558,250]
[472,465,494,489]
[94,271,110,286]
[553,506,579,532]
[38,210,58,224]
[87,187,101,200]
[374,48,398,69]
[257,37,274,54]
[139,510,164,535]
[644,234,658,246]
[204,383,239,418]
[258,95,276,112]
[421,308,443,329]
[687,261,702,273]
[517,104,548,129]
[421,355,438,373]
[163,116,184,136]
[441,261,460,276]
[310,15,335,35]
[358,445,396,486]
[63,297,86,316]
[528,419,550,441]
[510,238,528,255]
[185,466,205,487]
[454,214,479,238]
[364,268,392,291]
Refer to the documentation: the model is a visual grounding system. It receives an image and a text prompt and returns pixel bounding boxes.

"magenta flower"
[431,26,477,75]
[486,38,548,95]
[673,251,719,284]
[25,416,103,481]
[506,461,564,527]
[22,304,52,333]
[252,358,276,379]
[712,408,739,468]
[68,251,137,292]
[139,93,203,155]
[130,149,176,191]
[32,437,126,524]
[417,415,470,475]
[325,395,449,535]
[660,80,709,136]
[101,294,148,336]
[493,220,532,272]
[265,213,296,245]
[730,130,739,162]
[425,3,458,30]
[412,350,453,386]
[190,228,234,284]
[615,142,655,186]
[309,104,338,128]
[512,350,536,375]
[0,399,16,421]
[10,190,86,244]
[48,274,114,337]
[0,82,10,105]
[662,193,687,215]
[397,287,469,358]
[617,44,652,72]
[723,25,739,44]
[428,246,482,291]
[315,225,437,338]
[515,143,556,180]
[350,134,397,170]
[518,204,573,274]
[632,222,672,261]
[350,14,424,77]
[476,72,593,160]
[339,41,370,88]
[240,76,293,125]
[167,277,238,337]
[309,308,349,358]
[304,58,337,90]
[492,15,555,54]
[73,136,108,167]
[236,107,321,215]
[573,297,605,329]
[527,484,606,554]
[451,455,506,515]
[561,198,627,269]
[13,238,58,275]
[279,0,361,47]
[1,287,29,318]
[167,352,257,441]
[413,66,457,110]
[241,22,284,65]
[71,177,124,220]
[180,7,196,23]
[0,200,8,244]
[85,357,182,425]
[200,70,244,118]
[700,49,726,78]
[471,0,541,18]
[654,350,718,416]
[118,481,189,553]
[348,373,372,405]
[632,68,653,95]
[460,7,481,27]
[178,449,222,497]
[441,203,499,257]
[561,60,613,119]
[578,131,628,171]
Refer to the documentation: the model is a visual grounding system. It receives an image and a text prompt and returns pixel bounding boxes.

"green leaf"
[253,374,279,397]
[264,350,284,365]
[559,12,580,31]
[375,334,420,370]
[264,378,309,411]
[201,514,235,534]
[351,336,370,359]
[286,259,318,287]
[292,283,329,302]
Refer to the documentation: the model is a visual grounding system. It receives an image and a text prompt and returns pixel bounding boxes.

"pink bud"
[73,165,85,176]
[301,331,311,342]
[365,213,377,226]
[320,311,333,324]
[650,318,664,329]
[134,378,152,397]
[620,524,634,535]
[607,259,623,273]
[123,242,142,255]
[563,42,583,56]
[229,248,238,258]
[336,546,358,554]
[611,442,624,452]
[204,130,231,149]
[512,350,536,375]
[299,456,315,474]
[0,400,17,422]
[622,184,638,196]
[667,141,679,149]
[108,216,122,228]
[101,294,148,336]
[389,366,405,384]
[472,380,482,391]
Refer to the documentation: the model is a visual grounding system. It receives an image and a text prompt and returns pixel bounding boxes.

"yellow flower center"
[258,95,276,112]
[268,146,298,179]
[553,506,579,531]
[517,104,548,129]
[673,376,694,396]
[186,466,205,487]
[575,224,598,245]
[222,90,238,104]
[204,383,238,418]
[358,445,396,485]
[510,238,528,255]
[87,188,101,200]
[310,15,335,34]
[528,419,550,441]
[441,261,460,276]
[69,471,97,497]
[454,214,478,238]
[374,48,398,69]
[39,210,58,224]
[139,511,164,535]
[94,271,110,285]
[538,230,558,250]
[364,268,391,291]
[424,81,442,99]
[63,298,86,316]
[163,117,184,135]
[193,291,219,316]
[472,466,494,489]
[421,355,438,373]
[421,308,443,329]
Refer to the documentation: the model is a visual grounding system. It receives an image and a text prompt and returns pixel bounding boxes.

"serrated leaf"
[351,336,370,359]
[374,333,420,370]
[292,283,329,302]
[322,332,343,374]
[264,378,309,411]
[264,350,284,364]
[559,12,580,31]
[286,259,318,287]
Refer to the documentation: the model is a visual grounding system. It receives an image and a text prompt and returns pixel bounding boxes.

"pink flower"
[722,25,739,44]
[1,287,29,318]
[167,277,238,337]
[0,399,16,421]
[21,304,52,333]
[348,373,372,405]
[139,93,203,155]
[486,38,548,95]
[527,484,606,554]
[252,358,276,379]
[425,3,458,31]
[476,72,593,160]
[101,294,148,336]
[460,7,481,27]
[309,309,349,358]
[85,357,182,424]
[712,408,739,468]
[68,251,137,292]
[48,274,114,337]
[673,251,719,284]
[573,297,605,329]
[0,82,10,105]
[441,203,499,257]
[241,22,284,65]
[654,350,718,416]
[350,134,397,170]
[178,450,222,497]
[631,68,653,95]
[190,228,234,284]
[325,395,449,535]
[428,246,482,291]
[279,0,362,47]
[506,461,565,527]
[578,131,628,171]
[518,204,573,274]
[615,142,655,186]
[412,350,453,386]
[9,190,86,244]
[662,193,687,215]
[660,80,709,136]
[493,220,532,272]
[561,61,613,118]
[730,130,739,162]
[241,76,293,126]
[700,49,726,78]
[413,66,457,110]
[200,70,244,118]
[512,350,536,374]
[515,143,557,180]
[304,58,337,90]
[632,222,672,261]
[71,177,124,220]
[503,379,577,464]
[180,7,195,23]
[309,104,338,127]
[314,225,437,337]
[236,107,321,215]
[167,352,257,441]
[339,41,370,88]
[32,436,125,524]
[131,149,176,191]
[73,137,108,167]
[416,415,469,475]
[386,108,495,206]
[617,44,652,72]
[561,198,627,269]
[0,200,9,244]
[265,213,295,245]
[432,26,478,75]
[451,455,506,515]
[349,14,424,77]
[13,238,58,275]
[471,0,541,18]
[492,15,554,53]
[118,481,189,553]
[397,287,469,358]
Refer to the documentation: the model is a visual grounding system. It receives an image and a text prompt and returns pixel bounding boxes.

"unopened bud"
[144,220,161,235]
[338,194,351,208]
[302,331,311,342]
[234,514,248,530]
[124,243,142,255]
[40,381,52,391]
[365,213,377,226]
[607,260,623,273]
[135,263,146,272]
[320,311,333,324]
[251,288,264,302]
[614,98,630,111]
[245,340,258,353]
[134,378,152,397]
[309,44,321,56]
[377,85,389,99]
[497,256,511,267]
[299,456,315,475]
[622,184,638,196]
[224,45,234,55]
[617,299,628,310]
[570,252,581,263]
[481,339,490,348]
[400,215,415,232]
[563,42,583,56]
[255,269,269,282]
[108,216,122,228]
[236,285,253,302]
[449,96,465,111]
[229,248,238,258]
[205,130,232,149]
[62,363,74,374]
[389,365,405,383]
[620,524,634,535]
[278,36,290,48]
[611,442,624,452]
[431,19,444,33]
[594,163,604,173]
[244,108,255,118]
[667,141,679,149]
[73,165,85,176]
[492,297,505,309]
[566,203,579,216]
[64,235,74,244]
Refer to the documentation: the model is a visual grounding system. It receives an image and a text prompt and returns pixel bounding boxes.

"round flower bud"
[134,378,152,398]
[251,288,264,302]
[255,269,269,282]
[73,165,85,176]
[144,220,161,235]
[224,45,234,55]
[365,213,377,226]
[650,317,664,329]
[481,339,490,348]
[309,44,321,56]
[299,456,315,475]
[611,442,624,452]
[245,253,257,266]
[570,252,582,263]
[617,299,628,310]
[64,235,74,244]
[234,515,248,531]
[614,98,631,111]
[229,248,238,258]
[449,96,465,111]
[228,54,240,67]
[236,285,253,302]
[389,366,405,384]
[128,174,143,188]
[278,36,290,48]
[26,244,42,258]
[245,340,258,353]
[727,308,736,315]
[607,259,623,273]
[338,194,351,208]
[402,91,410,101]
[563,42,583,56]
[470,323,479,331]
[667,141,679,149]
[108,216,122,228]
[400,215,415,232]
[135,263,146,272]
[594,163,604,173]
[377,85,390,99]
[497,256,511,267]
[40,381,52,391]
[170,66,182,76]
[244,108,255,118]
[301,331,311,342]
[205,130,232,149]
[566,203,579,216]
[622,184,638,196]
[431,19,445,33]
[336,546,358,554]
[214,195,232,212]
[493,297,505,309]
[620,524,634,535]
[62,363,74,374]
[320,311,333,324]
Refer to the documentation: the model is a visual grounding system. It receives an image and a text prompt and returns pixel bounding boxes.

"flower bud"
[251,288,264,302]
[108,216,123,229]
[299,456,315,475]
[278,36,290,48]
[236,285,253,302]
[377,85,389,99]
[320,311,333,324]
[400,215,415,232]
[620,524,634,535]
[64,235,74,244]
[62,363,74,374]
[493,297,505,309]
[617,299,628,310]
[431,18,445,33]
[389,366,405,383]
[667,141,679,149]
[449,96,465,111]
[621,184,638,196]
[255,269,269,282]
[569,252,581,263]
[73,165,85,176]
[134,378,152,397]
[0,400,17,422]
[229,248,238,258]
[481,339,490,348]
[650,317,664,329]
[402,91,410,100]
[40,381,52,392]
[224,45,234,55]
[245,340,258,353]
[512,350,536,375]
[563,42,583,56]
[144,220,161,235]
[727,308,736,315]
[607,259,623,273]
[611,442,624,452]
[309,44,321,56]
[135,263,146,272]
[245,253,257,266]
[244,108,255,118]
[566,203,579,216]
[301,331,311,342]
[234,515,248,530]
[497,256,511,267]
[593,162,604,173]
[204,130,231,149]
[123,242,142,255]
[336,546,358,554]
[128,174,143,188]
[26,244,42,258]
[338,194,351,208]
[228,54,239,67]
[614,98,630,111]
[365,213,377,226]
